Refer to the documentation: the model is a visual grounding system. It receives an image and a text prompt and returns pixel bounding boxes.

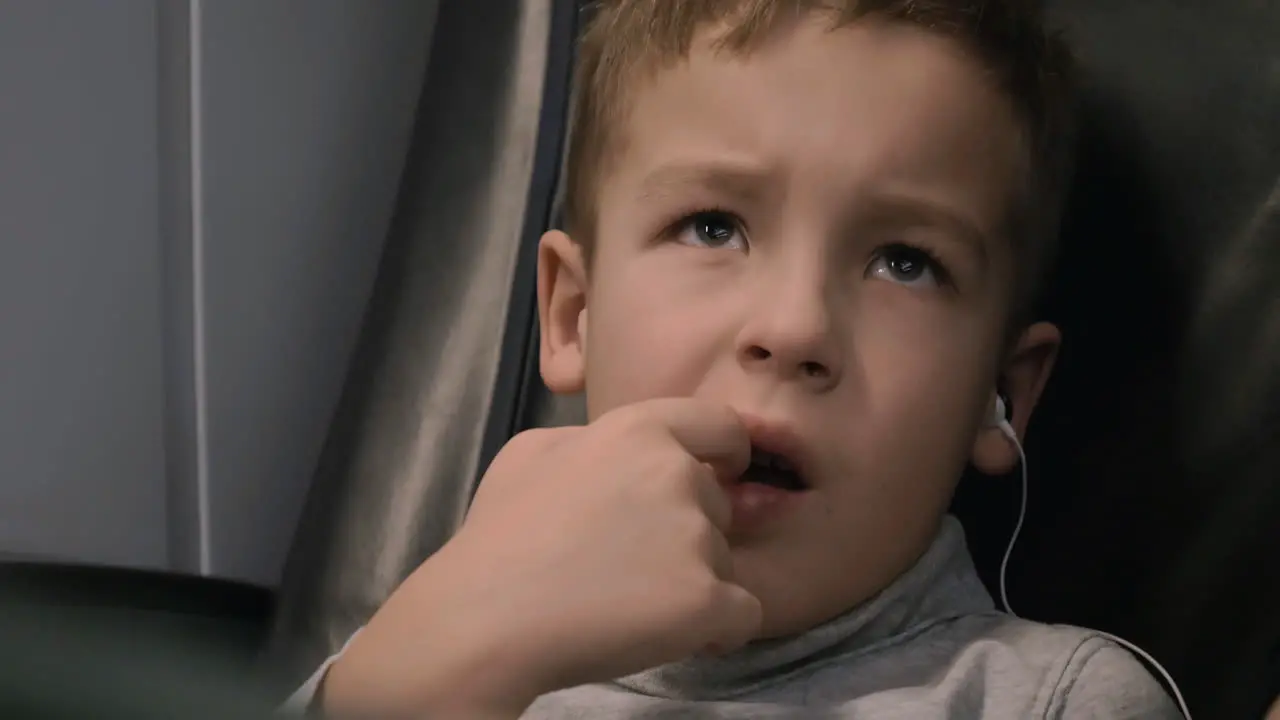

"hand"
[322,398,761,719]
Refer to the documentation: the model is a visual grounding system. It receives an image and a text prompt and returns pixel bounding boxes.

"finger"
[697,510,735,580]
[706,515,737,576]
[640,398,751,481]
[701,582,763,655]
[690,464,734,537]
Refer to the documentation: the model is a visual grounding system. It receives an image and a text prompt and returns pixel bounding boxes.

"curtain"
[264,0,577,686]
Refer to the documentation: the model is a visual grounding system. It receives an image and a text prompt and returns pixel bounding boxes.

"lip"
[733,411,816,489]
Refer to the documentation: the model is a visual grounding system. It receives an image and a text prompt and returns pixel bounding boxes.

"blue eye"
[867,244,948,288]
[677,211,746,251]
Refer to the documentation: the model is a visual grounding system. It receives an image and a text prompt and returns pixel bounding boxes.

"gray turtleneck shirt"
[285,516,1183,718]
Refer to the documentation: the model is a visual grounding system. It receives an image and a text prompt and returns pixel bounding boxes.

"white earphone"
[986,392,1192,719]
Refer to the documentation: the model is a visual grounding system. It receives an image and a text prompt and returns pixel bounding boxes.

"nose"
[735,267,843,393]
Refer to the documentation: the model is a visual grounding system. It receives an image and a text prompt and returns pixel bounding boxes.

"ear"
[537,229,589,394]
[971,321,1061,475]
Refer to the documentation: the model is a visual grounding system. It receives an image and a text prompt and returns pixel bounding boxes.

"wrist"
[418,537,555,714]
[321,640,534,720]
[320,540,549,719]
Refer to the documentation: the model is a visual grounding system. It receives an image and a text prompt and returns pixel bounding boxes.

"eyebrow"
[636,160,776,205]
[858,192,992,262]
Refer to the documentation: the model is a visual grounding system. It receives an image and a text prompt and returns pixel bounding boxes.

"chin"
[754,602,832,640]
[731,537,868,641]
[738,568,855,640]
[748,574,884,642]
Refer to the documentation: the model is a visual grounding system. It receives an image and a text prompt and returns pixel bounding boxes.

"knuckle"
[682,573,728,617]
[644,444,695,485]
[712,403,738,429]
[602,402,649,434]
[504,427,551,455]
[692,514,723,558]
[667,449,703,480]
[671,505,715,547]
[661,454,706,500]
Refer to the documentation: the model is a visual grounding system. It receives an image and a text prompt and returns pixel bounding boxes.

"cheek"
[584,258,738,413]
[844,303,997,490]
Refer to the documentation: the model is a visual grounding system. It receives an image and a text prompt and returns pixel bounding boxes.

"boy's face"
[539,17,1060,638]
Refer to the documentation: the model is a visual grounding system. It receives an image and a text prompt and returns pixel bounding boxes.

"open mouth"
[740,446,809,492]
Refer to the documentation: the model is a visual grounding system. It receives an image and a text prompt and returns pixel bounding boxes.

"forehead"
[596,17,1025,242]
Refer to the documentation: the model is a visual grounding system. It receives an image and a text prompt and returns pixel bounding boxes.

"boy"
[288,1,1182,717]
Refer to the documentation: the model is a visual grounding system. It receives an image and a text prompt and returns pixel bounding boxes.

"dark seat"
[266,1,1280,717]
[982,4,1280,717]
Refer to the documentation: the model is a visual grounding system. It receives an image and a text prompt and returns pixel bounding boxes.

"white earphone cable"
[995,418,1192,720]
